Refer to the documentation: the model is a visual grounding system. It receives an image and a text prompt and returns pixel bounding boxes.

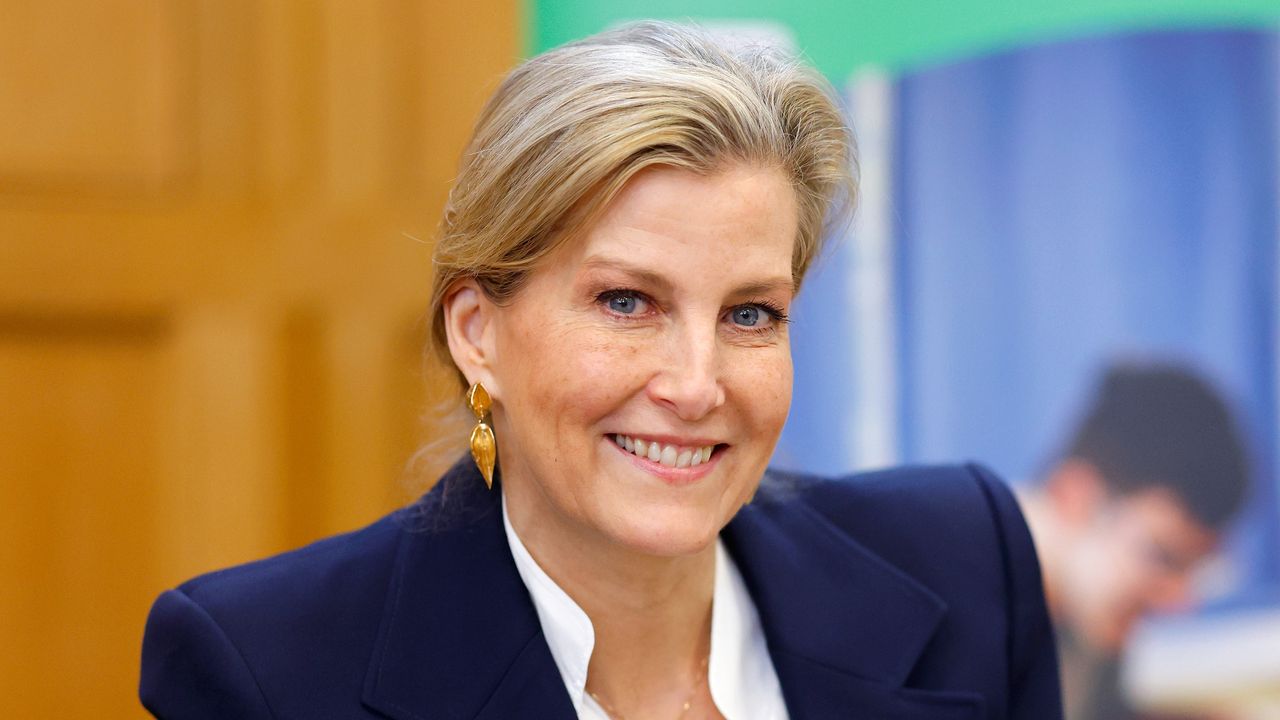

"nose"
[1149,571,1197,613]
[646,320,725,421]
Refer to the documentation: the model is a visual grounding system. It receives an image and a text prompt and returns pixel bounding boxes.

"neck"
[503,481,717,715]
[1013,487,1065,619]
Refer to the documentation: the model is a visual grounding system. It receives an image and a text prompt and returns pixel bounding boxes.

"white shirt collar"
[501,493,788,720]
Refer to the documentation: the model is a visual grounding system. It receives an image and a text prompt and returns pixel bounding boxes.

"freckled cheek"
[733,352,792,435]
[519,330,653,428]
[765,376,793,436]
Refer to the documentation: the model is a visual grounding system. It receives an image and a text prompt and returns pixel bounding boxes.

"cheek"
[731,348,793,437]
[760,350,794,419]
[1087,531,1154,610]
[772,354,794,419]
[502,317,649,430]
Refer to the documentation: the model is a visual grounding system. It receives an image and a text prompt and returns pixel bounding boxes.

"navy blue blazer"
[140,460,1061,719]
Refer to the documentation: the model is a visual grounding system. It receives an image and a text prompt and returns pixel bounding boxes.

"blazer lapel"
[723,482,984,719]
[362,460,575,720]
[361,461,981,719]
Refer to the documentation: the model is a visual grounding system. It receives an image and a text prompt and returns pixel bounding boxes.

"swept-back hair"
[428,21,856,380]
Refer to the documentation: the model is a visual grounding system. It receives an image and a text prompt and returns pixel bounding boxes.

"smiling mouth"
[611,434,720,469]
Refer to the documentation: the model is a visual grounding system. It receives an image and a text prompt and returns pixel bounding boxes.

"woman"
[141,21,1061,719]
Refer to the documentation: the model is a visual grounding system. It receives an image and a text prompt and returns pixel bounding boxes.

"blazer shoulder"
[174,461,494,616]
[763,462,1022,541]
[141,510,415,718]
[176,510,406,618]
[759,462,1042,606]
[759,463,1060,716]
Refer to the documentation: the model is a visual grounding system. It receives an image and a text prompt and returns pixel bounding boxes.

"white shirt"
[502,494,789,720]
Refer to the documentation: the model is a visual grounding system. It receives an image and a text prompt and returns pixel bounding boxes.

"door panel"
[0,1,519,716]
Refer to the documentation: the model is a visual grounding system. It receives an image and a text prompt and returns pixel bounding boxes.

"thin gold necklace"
[587,655,710,720]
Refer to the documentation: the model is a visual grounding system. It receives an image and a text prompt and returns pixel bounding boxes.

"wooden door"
[0,1,519,716]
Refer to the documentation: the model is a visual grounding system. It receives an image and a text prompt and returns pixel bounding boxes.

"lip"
[605,435,723,486]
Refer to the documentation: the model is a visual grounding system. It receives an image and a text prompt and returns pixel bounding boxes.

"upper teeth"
[613,434,715,468]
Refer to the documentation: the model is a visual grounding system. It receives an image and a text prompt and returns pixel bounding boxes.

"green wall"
[531,0,1280,77]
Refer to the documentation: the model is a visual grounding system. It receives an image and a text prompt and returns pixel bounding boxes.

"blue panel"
[893,28,1279,589]
[774,219,860,477]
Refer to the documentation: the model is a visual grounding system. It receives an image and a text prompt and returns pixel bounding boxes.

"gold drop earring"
[467,382,497,489]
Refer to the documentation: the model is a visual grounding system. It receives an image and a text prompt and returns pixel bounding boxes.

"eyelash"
[595,288,790,334]
[747,299,791,327]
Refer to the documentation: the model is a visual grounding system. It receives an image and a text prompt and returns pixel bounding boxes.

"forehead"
[1117,488,1218,556]
[553,163,799,290]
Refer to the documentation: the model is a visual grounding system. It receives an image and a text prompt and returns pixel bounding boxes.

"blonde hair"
[429,20,856,380]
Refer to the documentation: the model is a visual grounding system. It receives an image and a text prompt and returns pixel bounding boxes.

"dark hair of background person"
[1064,362,1250,530]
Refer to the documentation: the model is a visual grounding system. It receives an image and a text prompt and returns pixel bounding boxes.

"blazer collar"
[723,477,971,717]
[362,460,575,719]
[362,461,959,720]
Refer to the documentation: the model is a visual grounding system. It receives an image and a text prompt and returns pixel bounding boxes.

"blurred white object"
[1124,605,1280,718]
[845,68,899,471]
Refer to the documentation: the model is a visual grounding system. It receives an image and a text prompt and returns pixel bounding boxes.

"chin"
[603,506,725,558]
[587,436,755,556]
[1081,617,1131,654]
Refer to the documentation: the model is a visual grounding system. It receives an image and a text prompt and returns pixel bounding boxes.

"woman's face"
[486,163,797,557]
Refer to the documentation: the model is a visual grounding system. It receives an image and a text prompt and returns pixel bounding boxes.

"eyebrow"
[580,256,795,297]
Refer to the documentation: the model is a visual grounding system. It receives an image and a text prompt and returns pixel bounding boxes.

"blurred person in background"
[1018,362,1249,720]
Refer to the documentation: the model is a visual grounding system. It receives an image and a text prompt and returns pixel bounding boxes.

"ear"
[441,278,500,395]
[1045,459,1109,529]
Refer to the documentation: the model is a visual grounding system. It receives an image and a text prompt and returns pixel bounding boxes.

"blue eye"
[726,301,789,332]
[733,306,762,327]
[599,290,648,315]
[609,295,638,313]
